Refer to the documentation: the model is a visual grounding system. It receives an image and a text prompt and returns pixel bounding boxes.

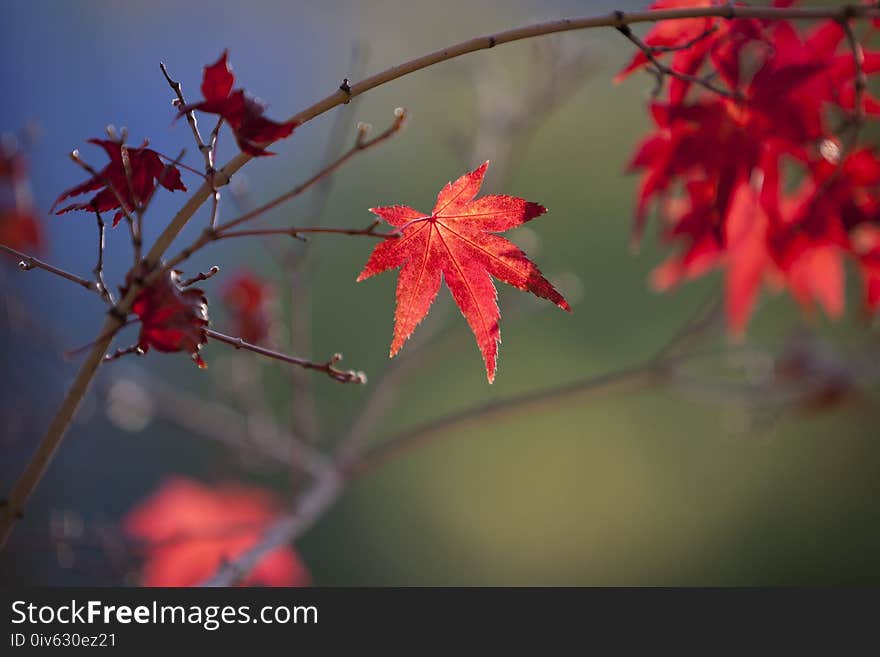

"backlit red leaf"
[358,162,570,383]
[52,139,186,226]
[129,271,209,368]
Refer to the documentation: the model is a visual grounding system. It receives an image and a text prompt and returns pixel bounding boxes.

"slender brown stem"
[103,344,142,362]
[152,151,206,179]
[130,370,329,474]
[349,366,663,475]
[5,2,878,551]
[215,109,407,234]
[161,110,406,273]
[179,266,220,288]
[646,25,719,53]
[206,329,366,384]
[160,62,210,168]
[140,148,187,217]
[202,363,664,586]
[0,243,98,294]
[841,18,866,149]
[282,4,880,128]
[215,222,392,241]
[69,149,141,264]
[202,290,723,586]
[92,212,113,304]
[160,63,221,229]
[615,23,739,99]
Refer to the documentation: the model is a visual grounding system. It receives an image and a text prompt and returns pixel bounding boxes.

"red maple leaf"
[180,51,296,156]
[123,477,310,587]
[357,162,570,383]
[221,270,276,344]
[52,139,186,226]
[129,270,209,368]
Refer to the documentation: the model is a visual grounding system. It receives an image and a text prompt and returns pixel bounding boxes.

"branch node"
[340,78,352,103]
[108,306,128,322]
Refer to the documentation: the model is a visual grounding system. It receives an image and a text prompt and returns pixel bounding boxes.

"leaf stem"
[0,243,98,294]
[206,329,367,384]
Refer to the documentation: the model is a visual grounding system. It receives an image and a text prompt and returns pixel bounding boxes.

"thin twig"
[646,25,719,53]
[349,365,663,475]
[203,292,726,586]
[159,62,210,168]
[207,119,223,229]
[68,149,140,263]
[840,17,867,149]
[103,344,142,363]
[160,110,407,274]
[92,211,113,304]
[139,148,188,217]
[104,370,329,476]
[179,266,220,288]
[215,221,392,242]
[215,109,407,234]
[0,243,97,294]
[206,329,366,384]
[615,23,739,99]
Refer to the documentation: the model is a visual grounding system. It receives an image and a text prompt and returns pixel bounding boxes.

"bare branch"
[206,329,367,384]
[69,148,141,263]
[215,221,392,242]
[92,212,113,304]
[159,62,211,169]
[216,108,407,234]
[179,266,220,288]
[160,109,407,274]
[840,18,867,148]
[615,23,739,99]
[0,243,98,294]
[103,344,143,363]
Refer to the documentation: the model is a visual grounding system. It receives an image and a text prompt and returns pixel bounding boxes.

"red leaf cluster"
[359,162,570,382]
[52,139,186,226]
[221,270,276,344]
[624,0,880,331]
[129,270,209,368]
[123,477,309,587]
[0,140,43,254]
[180,51,296,156]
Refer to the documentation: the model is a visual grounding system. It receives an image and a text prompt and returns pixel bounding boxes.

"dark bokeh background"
[1,0,878,585]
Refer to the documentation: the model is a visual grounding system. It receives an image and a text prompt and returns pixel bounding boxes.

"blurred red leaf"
[0,208,43,254]
[221,270,276,345]
[124,477,309,587]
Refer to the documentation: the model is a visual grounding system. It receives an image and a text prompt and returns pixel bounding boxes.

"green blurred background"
[1,0,878,585]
